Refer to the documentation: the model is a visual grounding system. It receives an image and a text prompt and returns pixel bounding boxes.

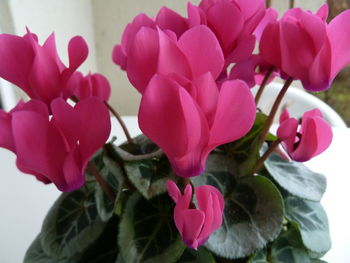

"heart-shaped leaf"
[285,195,331,256]
[40,185,105,259]
[118,193,185,263]
[264,152,326,202]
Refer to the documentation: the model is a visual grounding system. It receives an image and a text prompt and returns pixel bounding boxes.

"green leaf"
[76,216,119,263]
[95,156,124,222]
[221,112,267,176]
[285,195,331,256]
[124,155,174,199]
[264,151,326,202]
[176,247,216,263]
[40,185,106,260]
[250,226,311,263]
[118,193,185,263]
[195,169,284,259]
[269,226,311,263]
[24,234,78,263]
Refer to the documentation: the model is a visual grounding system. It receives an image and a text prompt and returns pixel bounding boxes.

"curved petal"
[316,4,329,22]
[177,209,205,249]
[51,98,79,151]
[328,9,350,79]
[157,28,191,81]
[62,148,85,192]
[138,75,208,177]
[91,73,111,101]
[290,117,319,162]
[74,97,111,163]
[112,44,127,70]
[178,25,224,80]
[260,21,282,69]
[187,2,207,27]
[122,13,155,54]
[0,34,34,94]
[68,36,89,72]
[191,72,219,126]
[277,118,298,151]
[209,80,256,146]
[254,8,278,41]
[167,180,181,203]
[127,27,159,93]
[43,33,66,72]
[225,34,255,64]
[206,1,244,56]
[11,111,50,179]
[156,7,188,37]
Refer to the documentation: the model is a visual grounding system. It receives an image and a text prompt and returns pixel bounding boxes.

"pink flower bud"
[277,109,333,162]
[167,180,224,249]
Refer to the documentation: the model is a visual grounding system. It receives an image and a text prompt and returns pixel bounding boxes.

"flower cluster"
[0,30,111,191]
[0,0,348,253]
[113,0,348,248]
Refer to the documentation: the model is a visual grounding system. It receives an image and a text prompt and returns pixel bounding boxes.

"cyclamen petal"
[1,98,110,192]
[167,181,224,249]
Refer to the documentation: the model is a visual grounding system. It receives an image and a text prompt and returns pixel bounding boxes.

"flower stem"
[114,146,163,161]
[87,162,115,201]
[253,139,281,174]
[258,77,293,148]
[104,101,134,144]
[255,67,274,105]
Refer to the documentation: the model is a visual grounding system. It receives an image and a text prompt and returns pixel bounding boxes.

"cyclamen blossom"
[116,24,225,93]
[139,74,255,177]
[260,4,350,91]
[167,180,224,249]
[0,29,88,105]
[0,98,111,191]
[68,72,111,101]
[277,109,333,162]
[113,0,272,86]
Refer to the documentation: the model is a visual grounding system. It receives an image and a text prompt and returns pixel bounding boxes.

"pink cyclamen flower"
[167,180,224,249]
[197,0,268,65]
[115,24,225,93]
[0,29,88,105]
[260,4,350,91]
[139,74,256,177]
[112,8,189,71]
[277,109,333,162]
[68,72,111,101]
[0,98,111,191]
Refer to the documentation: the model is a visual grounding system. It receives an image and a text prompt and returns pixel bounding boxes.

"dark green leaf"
[176,247,216,263]
[95,156,124,222]
[76,216,119,263]
[197,172,284,259]
[269,226,311,263]
[221,113,267,176]
[124,155,174,199]
[118,193,185,263]
[249,226,312,263]
[264,152,326,202]
[24,234,78,263]
[285,196,331,256]
[40,186,105,260]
